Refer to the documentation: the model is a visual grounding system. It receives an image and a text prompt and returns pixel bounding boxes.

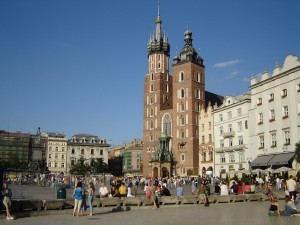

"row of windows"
[201,122,212,131]
[219,153,245,164]
[49,146,65,151]
[201,134,212,144]
[219,121,248,135]
[201,151,214,161]
[149,83,169,93]
[71,138,105,144]
[71,148,104,155]
[219,108,242,121]
[259,130,290,148]
[149,54,168,71]
[219,136,244,148]
[48,162,65,168]
[258,106,289,124]
[256,86,300,106]
[179,71,204,83]
[48,153,66,160]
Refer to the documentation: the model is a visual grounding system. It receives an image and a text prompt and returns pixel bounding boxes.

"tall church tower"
[172,28,205,175]
[143,3,172,177]
[143,4,205,177]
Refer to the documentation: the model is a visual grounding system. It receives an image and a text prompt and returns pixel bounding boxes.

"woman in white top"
[127,183,134,197]
[220,182,229,196]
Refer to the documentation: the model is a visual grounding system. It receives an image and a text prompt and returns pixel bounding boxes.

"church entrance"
[162,167,169,178]
[153,167,158,178]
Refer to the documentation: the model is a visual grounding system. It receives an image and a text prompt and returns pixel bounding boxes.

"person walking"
[73,181,84,217]
[286,175,297,200]
[87,182,95,216]
[1,182,14,220]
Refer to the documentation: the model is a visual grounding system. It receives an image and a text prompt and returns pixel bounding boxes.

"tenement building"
[67,133,110,174]
[142,6,222,177]
[249,55,300,170]
[213,94,251,176]
[43,132,68,174]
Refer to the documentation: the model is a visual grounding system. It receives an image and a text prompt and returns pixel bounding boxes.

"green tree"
[69,157,91,175]
[295,142,300,164]
[90,158,108,174]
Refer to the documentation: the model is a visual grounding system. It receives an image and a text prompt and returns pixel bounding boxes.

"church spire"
[155,0,162,41]
[147,0,170,56]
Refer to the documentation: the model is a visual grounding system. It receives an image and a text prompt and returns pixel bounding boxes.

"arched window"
[181,130,185,138]
[150,108,154,116]
[180,72,184,81]
[180,102,185,111]
[150,84,154,92]
[150,120,154,129]
[196,72,200,82]
[181,89,185,98]
[180,115,185,125]
[162,113,172,136]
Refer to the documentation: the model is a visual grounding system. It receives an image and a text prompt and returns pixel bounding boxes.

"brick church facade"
[142,6,222,178]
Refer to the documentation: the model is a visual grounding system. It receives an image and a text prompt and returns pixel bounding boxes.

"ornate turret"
[147,1,170,56]
[173,26,204,66]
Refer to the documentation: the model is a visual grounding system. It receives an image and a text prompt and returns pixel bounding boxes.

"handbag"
[146,192,152,199]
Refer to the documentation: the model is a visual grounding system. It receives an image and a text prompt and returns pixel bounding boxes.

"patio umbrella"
[251,168,262,174]
[274,166,292,173]
[262,167,274,174]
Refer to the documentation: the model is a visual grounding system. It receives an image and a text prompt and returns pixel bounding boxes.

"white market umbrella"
[251,168,262,174]
[262,167,274,174]
[274,166,292,173]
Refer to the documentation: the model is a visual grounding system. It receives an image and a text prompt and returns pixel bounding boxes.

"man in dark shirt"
[161,186,171,196]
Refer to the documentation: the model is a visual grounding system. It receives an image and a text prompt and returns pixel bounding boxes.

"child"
[268,197,280,216]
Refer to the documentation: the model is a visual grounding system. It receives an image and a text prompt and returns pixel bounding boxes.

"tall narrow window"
[259,135,264,148]
[283,106,289,118]
[180,72,184,81]
[270,109,275,121]
[181,89,185,98]
[271,133,277,147]
[284,130,290,145]
[258,113,263,124]
[281,89,287,97]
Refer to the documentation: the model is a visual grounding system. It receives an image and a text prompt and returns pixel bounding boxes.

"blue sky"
[1,0,300,145]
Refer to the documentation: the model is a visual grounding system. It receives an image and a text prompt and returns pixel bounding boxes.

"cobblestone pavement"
[1,202,298,225]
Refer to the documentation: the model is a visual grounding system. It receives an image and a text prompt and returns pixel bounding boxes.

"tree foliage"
[69,156,91,175]
[69,157,109,175]
[90,158,109,174]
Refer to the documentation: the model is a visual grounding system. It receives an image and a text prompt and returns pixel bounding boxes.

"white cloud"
[226,71,239,79]
[242,77,250,82]
[214,59,240,68]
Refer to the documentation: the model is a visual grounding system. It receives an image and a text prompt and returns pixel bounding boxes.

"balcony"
[222,131,235,138]
[215,144,246,153]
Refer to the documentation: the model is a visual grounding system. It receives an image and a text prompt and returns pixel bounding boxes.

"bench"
[122,197,142,207]
[207,195,217,204]
[141,197,153,206]
[216,195,232,203]
[42,200,64,210]
[247,194,262,202]
[100,197,121,207]
[179,196,197,205]
[233,195,247,203]
[161,196,179,205]
[63,199,74,209]
[20,200,43,211]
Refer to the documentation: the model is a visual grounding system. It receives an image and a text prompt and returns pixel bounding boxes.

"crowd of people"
[1,173,300,219]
